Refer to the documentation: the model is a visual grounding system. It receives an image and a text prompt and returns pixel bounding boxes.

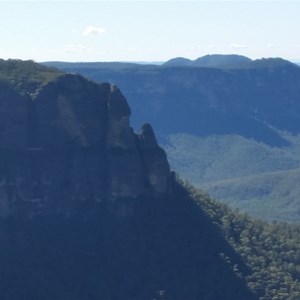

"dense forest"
[183,179,300,299]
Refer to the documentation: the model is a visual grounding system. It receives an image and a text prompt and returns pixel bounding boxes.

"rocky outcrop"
[0,65,172,218]
[138,123,171,195]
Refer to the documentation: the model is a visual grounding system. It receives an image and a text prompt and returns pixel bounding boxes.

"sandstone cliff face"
[0,68,171,218]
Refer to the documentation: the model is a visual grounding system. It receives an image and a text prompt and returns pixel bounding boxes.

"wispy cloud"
[64,44,88,53]
[190,45,203,51]
[230,43,247,49]
[127,46,136,52]
[83,25,106,36]
[267,43,275,48]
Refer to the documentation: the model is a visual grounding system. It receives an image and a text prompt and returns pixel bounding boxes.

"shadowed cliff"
[0,61,171,218]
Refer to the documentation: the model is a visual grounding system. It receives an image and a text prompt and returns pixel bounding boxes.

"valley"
[46,55,300,222]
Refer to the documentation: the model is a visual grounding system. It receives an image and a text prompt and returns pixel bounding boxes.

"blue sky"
[0,1,299,62]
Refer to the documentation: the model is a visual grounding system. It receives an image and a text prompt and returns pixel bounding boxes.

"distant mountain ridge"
[44,54,298,71]
[163,55,299,70]
[163,54,252,68]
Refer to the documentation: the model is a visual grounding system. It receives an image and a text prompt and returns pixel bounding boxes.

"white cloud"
[230,43,247,49]
[208,44,216,49]
[267,43,275,48]
[190,45,203,51]
[127,46,136,52]
[83,25,106,36]
[64,44,88,53]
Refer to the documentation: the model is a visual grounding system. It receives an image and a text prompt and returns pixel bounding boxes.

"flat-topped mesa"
[0,62,172,218]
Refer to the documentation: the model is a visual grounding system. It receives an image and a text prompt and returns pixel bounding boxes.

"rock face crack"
[0,73,171,218]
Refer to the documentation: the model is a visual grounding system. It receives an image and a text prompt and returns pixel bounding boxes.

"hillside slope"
[165,133,300,222]
[203,167,300,222]
[0,187,257,300]
[189,184,300,300]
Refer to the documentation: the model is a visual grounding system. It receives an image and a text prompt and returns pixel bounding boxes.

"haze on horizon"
[0,1,299,63]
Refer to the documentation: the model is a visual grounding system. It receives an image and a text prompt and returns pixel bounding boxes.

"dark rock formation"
[138,123,171,195]
[0,64,171,218]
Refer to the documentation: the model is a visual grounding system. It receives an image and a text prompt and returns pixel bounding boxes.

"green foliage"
[164,133,300,222]
[203,167,300,222]
[0,59,63,96]
[165,133,300,184]
[184,181,300,299]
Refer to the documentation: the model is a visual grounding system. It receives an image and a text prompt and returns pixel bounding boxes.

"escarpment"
[0,64,172,218]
